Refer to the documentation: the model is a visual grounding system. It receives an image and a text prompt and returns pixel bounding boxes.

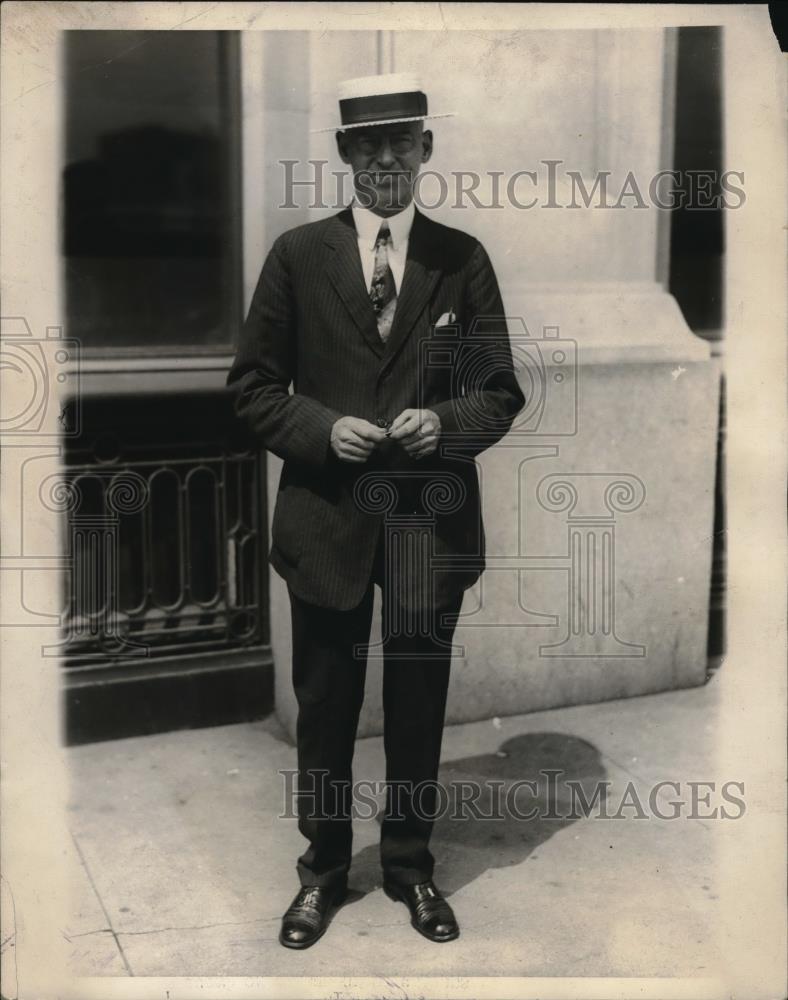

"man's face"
[337,121,433,216]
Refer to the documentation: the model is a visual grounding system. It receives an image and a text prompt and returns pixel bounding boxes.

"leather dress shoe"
[279,882,347,949]
[383,879,459,942]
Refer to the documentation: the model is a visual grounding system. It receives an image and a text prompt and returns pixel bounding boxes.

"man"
[227,72,524,948]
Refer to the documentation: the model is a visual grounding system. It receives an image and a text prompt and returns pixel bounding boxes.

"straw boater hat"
[313,72,455,133]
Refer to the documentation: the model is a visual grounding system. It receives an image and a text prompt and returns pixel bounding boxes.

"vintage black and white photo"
[0,4,785,999]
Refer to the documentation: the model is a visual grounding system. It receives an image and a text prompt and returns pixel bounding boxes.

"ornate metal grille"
[60,437,265,666]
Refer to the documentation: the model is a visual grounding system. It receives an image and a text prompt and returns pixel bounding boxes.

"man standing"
[227,73,524,948]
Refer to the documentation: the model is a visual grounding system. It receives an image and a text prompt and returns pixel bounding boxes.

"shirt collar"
[351,200,415,251]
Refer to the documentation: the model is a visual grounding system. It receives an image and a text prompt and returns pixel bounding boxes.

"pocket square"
[435,310,456,327]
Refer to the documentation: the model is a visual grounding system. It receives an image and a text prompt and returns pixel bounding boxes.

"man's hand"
[388,409,442,458]
[330,416,387,463]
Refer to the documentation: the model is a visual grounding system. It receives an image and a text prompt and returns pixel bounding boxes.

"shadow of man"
[348,731,607,899]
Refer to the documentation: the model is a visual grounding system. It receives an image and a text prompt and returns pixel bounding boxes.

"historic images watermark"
[278,159,746,212]
[353,314,647,659]
[3,309,644,662]
[1,317,154,659]
[1,318,79,436]
[279,769,747,823]
[2,316,267,662]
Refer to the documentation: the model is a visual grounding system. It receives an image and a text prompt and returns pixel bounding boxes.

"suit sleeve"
[226,234,343,469]
[430,241,525,457]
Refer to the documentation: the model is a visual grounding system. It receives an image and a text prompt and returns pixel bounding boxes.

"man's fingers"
[387,410,412,434]
[337,431,370,450]
[399,429,428,446]
[342,430,376,450]
[402,429,437,445]
[330,415,387,463]
[354,422,387,443]
[389,414,420,440]
[388,409,418,433]
[342,443,373,459]
[403,437,437,456]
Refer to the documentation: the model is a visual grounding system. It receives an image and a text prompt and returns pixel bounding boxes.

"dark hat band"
[339,91,428,127]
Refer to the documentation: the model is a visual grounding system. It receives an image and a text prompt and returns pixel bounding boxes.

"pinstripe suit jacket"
[227,207,524,611]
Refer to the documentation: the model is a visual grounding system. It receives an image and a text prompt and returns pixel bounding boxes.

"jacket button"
[376,417,390,429]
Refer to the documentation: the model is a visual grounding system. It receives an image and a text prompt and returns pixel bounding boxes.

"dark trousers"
[289,527,463,888]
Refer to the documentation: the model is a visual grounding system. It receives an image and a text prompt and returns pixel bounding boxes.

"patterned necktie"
[369,221,397,343]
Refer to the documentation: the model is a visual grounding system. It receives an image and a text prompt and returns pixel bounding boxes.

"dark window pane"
[62,31,240,353]
[668,26,724,336]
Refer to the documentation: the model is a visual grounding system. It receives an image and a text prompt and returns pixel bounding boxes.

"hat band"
[339,91,428,128]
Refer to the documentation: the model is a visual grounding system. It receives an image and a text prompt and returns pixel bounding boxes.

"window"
[668,26,724,337]
[62,31,241,355]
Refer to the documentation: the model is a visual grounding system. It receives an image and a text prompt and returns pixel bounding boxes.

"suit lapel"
[381,209,443,370]
[323,207,444,365]
[324,209,384,358]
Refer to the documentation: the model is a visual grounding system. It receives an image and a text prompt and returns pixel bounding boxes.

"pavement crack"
[70,833,134,976]
[117,916,280,937]
[62,928,113,941]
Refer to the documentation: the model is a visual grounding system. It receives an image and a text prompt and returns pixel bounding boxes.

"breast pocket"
[423,312,463,401]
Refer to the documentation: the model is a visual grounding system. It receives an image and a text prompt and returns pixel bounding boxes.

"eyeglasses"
[353,133,417,156]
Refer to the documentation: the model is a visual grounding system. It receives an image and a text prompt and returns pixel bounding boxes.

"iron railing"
[58,448,264,665]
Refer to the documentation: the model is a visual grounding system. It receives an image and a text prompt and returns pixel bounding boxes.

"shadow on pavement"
[347,730,607,899]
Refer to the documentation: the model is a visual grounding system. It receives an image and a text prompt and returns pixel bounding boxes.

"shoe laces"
[297,886,324,909]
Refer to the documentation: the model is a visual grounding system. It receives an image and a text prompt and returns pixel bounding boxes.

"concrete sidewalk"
[66,673,729,979]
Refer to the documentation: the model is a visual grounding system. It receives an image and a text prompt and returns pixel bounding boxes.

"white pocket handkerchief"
[435,310,457,327]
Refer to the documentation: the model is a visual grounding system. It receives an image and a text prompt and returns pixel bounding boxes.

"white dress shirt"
[351,200,415,295]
